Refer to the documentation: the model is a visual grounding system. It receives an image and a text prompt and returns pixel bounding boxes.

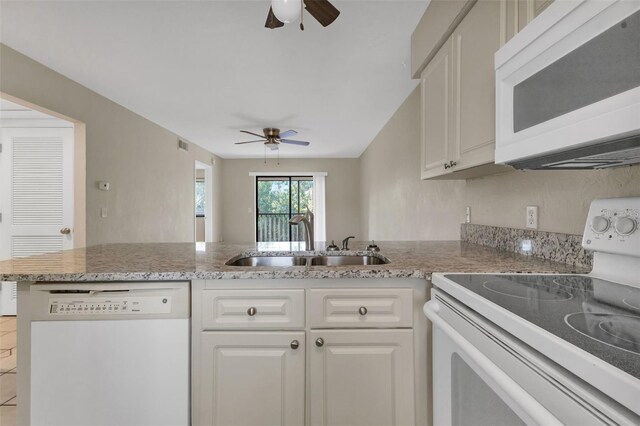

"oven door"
[425,289,637,426]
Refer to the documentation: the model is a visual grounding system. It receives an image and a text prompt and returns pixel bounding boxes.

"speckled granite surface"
[0,241,589,282]
[461,224,593,268]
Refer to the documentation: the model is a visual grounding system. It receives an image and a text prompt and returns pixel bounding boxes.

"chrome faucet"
[289,210,314,251]
[341,236,355,250]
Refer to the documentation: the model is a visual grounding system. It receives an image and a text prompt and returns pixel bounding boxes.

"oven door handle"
[424,300,563,426]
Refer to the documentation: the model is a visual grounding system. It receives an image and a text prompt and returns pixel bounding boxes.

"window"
[195,179,205,217]
[256,176,314,242]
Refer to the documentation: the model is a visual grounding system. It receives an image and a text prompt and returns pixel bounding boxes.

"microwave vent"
[508,134,640,170]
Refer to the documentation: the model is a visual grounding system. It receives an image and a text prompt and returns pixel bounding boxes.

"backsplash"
[461,224,593,268]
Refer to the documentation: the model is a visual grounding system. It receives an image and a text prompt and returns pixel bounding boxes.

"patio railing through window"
[255,176,313,243]
[257,213,304,242]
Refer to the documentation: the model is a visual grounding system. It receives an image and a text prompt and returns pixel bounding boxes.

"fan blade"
[235,140,266,145]
[303,0,340,27]
[278,129,298,139]
[240,130,267,139]
[265,6,285,29]
[280,139,310,146]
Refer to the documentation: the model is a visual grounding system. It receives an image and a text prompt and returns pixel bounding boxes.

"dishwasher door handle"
[424,300,563,426]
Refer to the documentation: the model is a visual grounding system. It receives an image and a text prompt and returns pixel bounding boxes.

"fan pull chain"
[300,0,304,30]
[277,147,280,165]
[264,144,267,164]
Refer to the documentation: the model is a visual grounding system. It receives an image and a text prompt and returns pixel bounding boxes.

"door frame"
[0,92,86,249]
[194,160,213,243]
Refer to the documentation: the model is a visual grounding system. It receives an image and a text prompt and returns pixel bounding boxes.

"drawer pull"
[247,307,257,316]
[359,306,368,316]
[315,338,324,347]
[290,340,300,350]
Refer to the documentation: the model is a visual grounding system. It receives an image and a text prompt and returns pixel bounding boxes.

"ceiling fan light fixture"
[271,0,301,23]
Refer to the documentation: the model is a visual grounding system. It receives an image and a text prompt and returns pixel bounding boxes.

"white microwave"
[495,0,640,170]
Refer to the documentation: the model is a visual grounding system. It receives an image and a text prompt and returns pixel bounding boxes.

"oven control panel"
[48,296,172,316]
[583,197,640,256]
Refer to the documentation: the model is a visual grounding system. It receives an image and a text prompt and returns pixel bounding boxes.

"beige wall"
[360,88,466,240]
[0,44,223,245]
[221,158,360,243]
[360,86,640,239]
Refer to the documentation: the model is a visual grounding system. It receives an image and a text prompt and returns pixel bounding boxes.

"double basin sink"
[226,254,389,267]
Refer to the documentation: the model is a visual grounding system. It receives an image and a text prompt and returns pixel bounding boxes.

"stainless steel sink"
[310,255,388,266]
[226,254,389,267]
[225,256,308,267]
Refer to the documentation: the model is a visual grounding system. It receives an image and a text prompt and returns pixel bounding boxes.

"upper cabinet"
[414,0,553,180]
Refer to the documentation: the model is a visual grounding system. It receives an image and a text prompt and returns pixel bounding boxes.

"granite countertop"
[0,241,590,282]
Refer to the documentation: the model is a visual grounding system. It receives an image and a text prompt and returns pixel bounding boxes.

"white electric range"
[426,197,640,425]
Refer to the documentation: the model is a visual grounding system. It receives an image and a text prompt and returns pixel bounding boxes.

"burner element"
[623,295,640,312]
[482,279,573,301]
[565,313,640,355]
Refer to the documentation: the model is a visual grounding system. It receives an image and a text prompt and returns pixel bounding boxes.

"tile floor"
[1,316,17,426]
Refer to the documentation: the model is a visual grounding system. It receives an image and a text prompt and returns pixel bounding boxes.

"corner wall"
[359,86,640,239]
[0,44,223,245]
[359,88,466,240]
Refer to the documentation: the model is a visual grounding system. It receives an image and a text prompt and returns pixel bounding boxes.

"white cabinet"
[192,281,427,426]
[201,289,305,329]
[198,331,305,426]
[307,288,413,328]
[419,0,510,179]
[420,37,453,179]
[309,329,415,426]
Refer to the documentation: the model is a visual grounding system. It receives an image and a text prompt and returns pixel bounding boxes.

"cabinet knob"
[358,306,368,316]
[60,227,71,235]
[315,338,324,347]
[449,160,457,168]
[247,307,257,316]
[444,163,450,169]
[290,340,299,350]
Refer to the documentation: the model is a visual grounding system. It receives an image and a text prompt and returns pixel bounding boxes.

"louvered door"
[0,127,74,261]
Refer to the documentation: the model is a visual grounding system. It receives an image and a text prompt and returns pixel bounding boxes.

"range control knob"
[591,216,610,233]
[614,216,637,236]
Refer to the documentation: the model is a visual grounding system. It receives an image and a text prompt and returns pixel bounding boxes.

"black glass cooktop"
[443,274,640,379]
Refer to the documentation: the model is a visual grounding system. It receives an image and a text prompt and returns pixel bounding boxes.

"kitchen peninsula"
[0,241,587,426]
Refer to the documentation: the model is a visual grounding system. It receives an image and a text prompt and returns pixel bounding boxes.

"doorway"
[194,161,213,243]
[0,94,85,425]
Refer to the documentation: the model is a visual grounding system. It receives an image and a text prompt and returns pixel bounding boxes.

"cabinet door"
[199,331,305,426]
[421,37,453,179]
[452,0,502,170]
[309,329,414,426]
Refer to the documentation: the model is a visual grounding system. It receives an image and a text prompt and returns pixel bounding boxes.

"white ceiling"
[0,0,428,158]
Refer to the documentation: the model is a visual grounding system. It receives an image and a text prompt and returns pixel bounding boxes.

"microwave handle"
[424,300,563,426]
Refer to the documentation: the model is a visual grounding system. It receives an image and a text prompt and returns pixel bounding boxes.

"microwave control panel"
[48,296,172,316]
[583,198,640,256]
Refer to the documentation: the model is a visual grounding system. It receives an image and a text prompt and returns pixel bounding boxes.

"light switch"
[100,207,108,218]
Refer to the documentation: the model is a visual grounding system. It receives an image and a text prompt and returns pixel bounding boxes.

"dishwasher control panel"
[49,296,172,315]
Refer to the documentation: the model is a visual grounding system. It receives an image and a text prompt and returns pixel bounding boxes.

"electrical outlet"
[526,206,538,229]
[465,206,471,223]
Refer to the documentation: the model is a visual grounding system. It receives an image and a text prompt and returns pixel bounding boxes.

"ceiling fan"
[265,0,340,31]
[235,128,311,151]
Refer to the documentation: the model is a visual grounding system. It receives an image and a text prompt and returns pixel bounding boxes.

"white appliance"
[495,0,640,169]
[1,281,17,315]
[425,197,640,425]
[22,281,190,426]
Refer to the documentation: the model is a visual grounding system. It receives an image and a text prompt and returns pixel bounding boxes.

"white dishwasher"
[23,281,190,426]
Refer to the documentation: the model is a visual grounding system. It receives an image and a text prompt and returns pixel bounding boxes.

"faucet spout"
[289,209,314,251]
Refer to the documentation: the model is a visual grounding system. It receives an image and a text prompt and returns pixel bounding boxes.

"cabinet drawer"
[308,288,413,328]
[201,289,305,329]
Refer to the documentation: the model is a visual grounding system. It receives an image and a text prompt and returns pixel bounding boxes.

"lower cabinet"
[192,283,425,426]
[309,329,415,426]
[198,331,306,426]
